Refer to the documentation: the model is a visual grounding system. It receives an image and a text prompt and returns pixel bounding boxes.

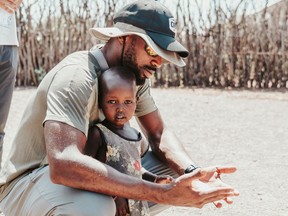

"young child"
[84,66,172,216]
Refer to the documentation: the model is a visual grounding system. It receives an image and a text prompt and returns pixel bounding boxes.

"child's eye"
[107,100,116,104]
[125,100,133,104]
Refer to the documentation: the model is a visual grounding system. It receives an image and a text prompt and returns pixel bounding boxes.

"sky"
[21,0,283,30]
[163,0,283,32]
[173,0,282,15]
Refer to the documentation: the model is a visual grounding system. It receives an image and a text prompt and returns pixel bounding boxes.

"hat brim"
[147,31,189,58]
[89,22,186,67]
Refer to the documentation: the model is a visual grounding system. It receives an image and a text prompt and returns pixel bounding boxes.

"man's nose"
[151,56,163,68]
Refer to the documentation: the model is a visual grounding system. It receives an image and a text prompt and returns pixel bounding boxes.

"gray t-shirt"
[0,50,157,200]
[0,9,18,46]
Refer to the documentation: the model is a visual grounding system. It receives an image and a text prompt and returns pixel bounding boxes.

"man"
[0,0,22,166]
[0,1,239,215]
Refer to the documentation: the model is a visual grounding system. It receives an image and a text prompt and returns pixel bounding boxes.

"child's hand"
[154,175,174,184]
[114,196,130,216]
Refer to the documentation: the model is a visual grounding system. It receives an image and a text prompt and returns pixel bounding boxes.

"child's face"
[101,83,137,127]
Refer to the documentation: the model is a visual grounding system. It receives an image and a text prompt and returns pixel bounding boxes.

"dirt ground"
[2,87,288,216]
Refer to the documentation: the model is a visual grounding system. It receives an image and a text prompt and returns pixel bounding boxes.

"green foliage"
[34,67,46,83]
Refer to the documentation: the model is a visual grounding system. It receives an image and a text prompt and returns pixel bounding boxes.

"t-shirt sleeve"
[44,64,96,136]
[135,79,157,117]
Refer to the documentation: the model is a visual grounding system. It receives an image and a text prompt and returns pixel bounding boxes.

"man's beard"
[130,65,146,86]
[122,51,146,86]
[135,75,146,86]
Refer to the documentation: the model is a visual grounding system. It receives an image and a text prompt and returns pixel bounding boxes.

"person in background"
[0,0,22,166]
[0,1,239,215]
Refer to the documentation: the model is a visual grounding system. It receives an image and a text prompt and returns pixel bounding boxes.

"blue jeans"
[0,45,18,166]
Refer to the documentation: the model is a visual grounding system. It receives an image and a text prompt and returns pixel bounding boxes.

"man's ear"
[118,36,129,44]
[118,36,125,44]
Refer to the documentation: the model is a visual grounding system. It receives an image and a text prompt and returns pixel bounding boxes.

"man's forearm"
[137,110,198,175]
[151,126,198,175]
[50,149,166,203]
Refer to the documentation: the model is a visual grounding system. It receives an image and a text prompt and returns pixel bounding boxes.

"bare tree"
[16,0,288,89]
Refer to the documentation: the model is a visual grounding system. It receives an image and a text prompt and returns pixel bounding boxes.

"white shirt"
[0,8,19,46]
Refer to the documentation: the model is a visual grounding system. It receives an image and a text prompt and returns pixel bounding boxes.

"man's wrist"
[184,164,200,174]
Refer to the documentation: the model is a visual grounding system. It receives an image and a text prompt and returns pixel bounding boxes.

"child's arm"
[141,167,157,182]
[141,167,174,184]
[84,125,106,162]
[140,134,174,184]
[114,197,130,216]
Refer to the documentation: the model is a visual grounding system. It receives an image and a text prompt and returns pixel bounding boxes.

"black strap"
[89,48,109,73]
[88,48,109,160]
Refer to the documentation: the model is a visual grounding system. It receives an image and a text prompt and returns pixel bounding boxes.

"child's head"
[99,66,137,127]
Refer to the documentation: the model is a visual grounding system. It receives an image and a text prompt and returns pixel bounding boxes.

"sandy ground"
[2,87,288,216]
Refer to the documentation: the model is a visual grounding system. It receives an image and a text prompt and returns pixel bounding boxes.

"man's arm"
[137,109,239,207]
[44,120,163,201]
[44,120,237,208]
[137,109,196,174]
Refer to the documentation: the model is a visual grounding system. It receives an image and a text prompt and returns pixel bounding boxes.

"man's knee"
[48,193,116,216]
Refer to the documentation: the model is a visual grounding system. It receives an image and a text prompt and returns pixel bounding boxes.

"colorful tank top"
[96,123,150,216]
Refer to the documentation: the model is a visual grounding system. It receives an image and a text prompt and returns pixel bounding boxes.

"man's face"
[122,36,163,85]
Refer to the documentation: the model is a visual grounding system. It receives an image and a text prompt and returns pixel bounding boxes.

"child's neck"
[102,119,140,141]
[102,119,124,130]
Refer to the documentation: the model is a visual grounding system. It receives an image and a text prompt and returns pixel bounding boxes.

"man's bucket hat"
[89,0,189,67]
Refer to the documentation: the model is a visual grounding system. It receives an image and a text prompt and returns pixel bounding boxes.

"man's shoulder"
[59,50,99,74]
[66,50,89,59]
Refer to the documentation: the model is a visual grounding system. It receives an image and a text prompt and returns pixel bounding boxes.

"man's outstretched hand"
[161,166,239,208]
[195,166,239,208]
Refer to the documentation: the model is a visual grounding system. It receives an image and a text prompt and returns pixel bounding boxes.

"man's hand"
[162,167,239,208]
[198,166,239,208]
[0,0,22,13]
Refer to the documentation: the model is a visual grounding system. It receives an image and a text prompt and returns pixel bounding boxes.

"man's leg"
[0,45,18,166]
[142,150,179,215]
[0,165,116,216]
